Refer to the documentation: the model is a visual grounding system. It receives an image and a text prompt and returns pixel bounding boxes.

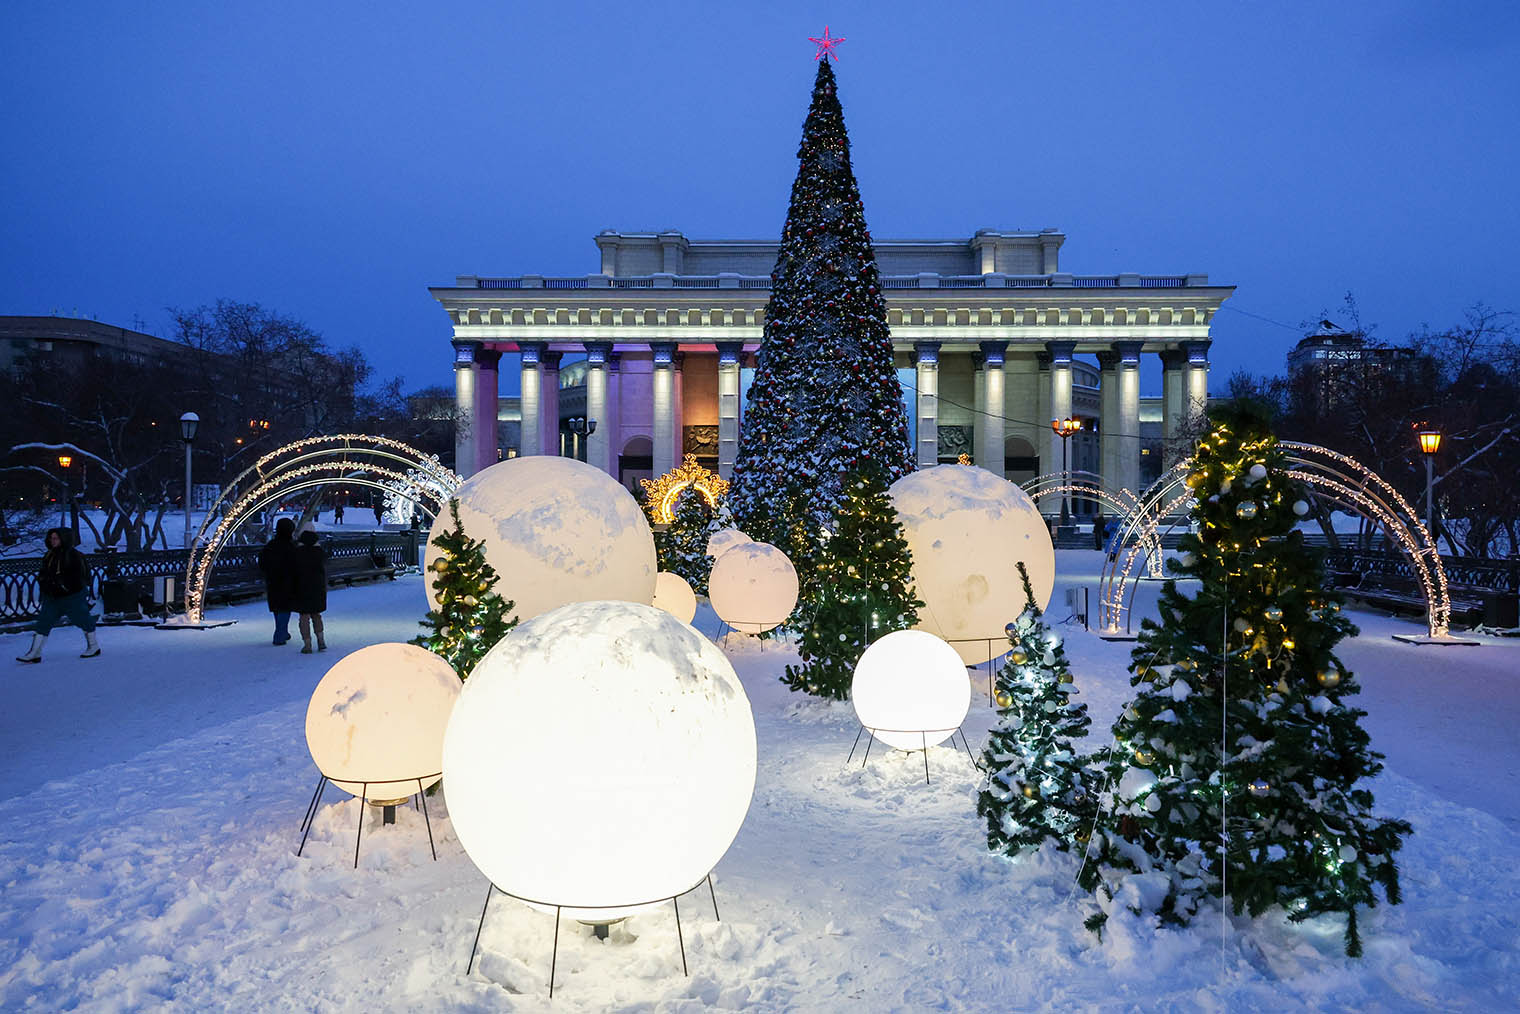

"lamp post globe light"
[56,454,73,534]
[1417,427,1442,540]
[566,416,596,462]
[179,412,199,549]
[1050,417,1082,529]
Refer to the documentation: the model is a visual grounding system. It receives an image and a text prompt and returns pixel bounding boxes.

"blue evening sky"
[3,1,1517,398]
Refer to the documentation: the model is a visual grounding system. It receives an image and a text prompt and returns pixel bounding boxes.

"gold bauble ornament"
[995,691,1012,708]
[431,559,449,573]
[1264,605,1284,622]
[1134,748,1155,766]
[1058,672,1074,684]
[1021,784,1038,799]
[1317,667,1342,689]
[1010,649,1028,665]
[1235,501,1260,520]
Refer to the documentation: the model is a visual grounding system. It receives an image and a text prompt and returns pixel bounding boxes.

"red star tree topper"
[809,25,845,61]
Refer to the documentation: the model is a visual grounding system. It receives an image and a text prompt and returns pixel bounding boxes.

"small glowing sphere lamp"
[708,541,798,633]
[651,571,697,624]
[889,465,1055,666]
[851,630,971,750]
[443,601,757,921]
[423,456,656,621]
[706,527,751,564]
[305,643,461,800]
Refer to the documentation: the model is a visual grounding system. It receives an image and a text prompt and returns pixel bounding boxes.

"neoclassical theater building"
[430,228,1233,513]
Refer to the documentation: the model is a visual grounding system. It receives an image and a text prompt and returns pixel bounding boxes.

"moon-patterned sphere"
[708,541,799,634]
[889,465,1055,666]
[304,643,461,801]
[442,601,757,921]
[423,456,656,622]
[651,571,697,624]
[706,527,752,564]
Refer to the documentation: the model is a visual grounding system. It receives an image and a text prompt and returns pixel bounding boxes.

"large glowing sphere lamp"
[706,527,751,564]
[889,465,1055,665]
[443,600,757,921]
[423,456,656,621]
[708,541,798,634]
[305,643,461,800]
[652,571,697,624]
[851,630,971,750]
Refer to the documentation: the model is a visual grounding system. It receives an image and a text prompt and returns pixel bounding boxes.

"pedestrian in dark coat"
[293,528,328,654]
[16,528,99,662]
[258,517,298,645]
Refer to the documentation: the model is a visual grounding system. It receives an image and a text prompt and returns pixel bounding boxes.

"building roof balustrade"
[465,273,1201,291]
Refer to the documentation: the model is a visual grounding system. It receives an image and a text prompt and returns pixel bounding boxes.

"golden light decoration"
[640,454,730,525]
[956,452,972,466]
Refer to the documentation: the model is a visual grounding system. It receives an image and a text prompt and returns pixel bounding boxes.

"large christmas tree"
[977,564,1097,857]
[412,499,518,681]
[727,51,913,572]
[783,466,922,699]
[1078,404,1409,956]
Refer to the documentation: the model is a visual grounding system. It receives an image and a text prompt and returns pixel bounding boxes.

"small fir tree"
[1078,404,1409,956]
[654,491,715,595]
[728,55,914,576]
[412,499,518,681]
[783,467,922,699]
[977,563,1097,856]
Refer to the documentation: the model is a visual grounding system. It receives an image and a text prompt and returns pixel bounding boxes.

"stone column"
[606,352,623,480]
[540,351,562,457]
[978,341,1007,476]
[1183,340,1211,434]
[453,342,478,478]
[1114,341,1144,494]
[1097,349,1120,490]
[473,346,501,474]
[651,342,677,477]
[914,342,941,469]
[1159,348,1188,468]
[1046,341,1076,489]
[717,341,743,478]
[584,342,612,476]
[972,351,986,465]
[518,343,543,458]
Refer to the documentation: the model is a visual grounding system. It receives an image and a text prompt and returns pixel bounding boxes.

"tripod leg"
[466,884,493,975]
[922,731,931,785]
[297,776,329,858]
[673,895,688,976]
[707,873,720,921]
[353,783,367,869]
[549,906,562,999]
[845,726,865,766]
[418,778,437,861]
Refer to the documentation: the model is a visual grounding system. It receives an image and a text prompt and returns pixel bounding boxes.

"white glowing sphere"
[424,456,656,622]
[652,571,697,624]
[706,527,752,563]
[851,630,971,750]
[305,643,461,800]
[889,465,1056,666]
[443,601,757,920]
[708,541,799,634]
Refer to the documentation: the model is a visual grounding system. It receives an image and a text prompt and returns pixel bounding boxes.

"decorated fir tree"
[727,51,913,574]
[653,490,716,595]
[412,499,518,681]
[783,467,922,699]
[1078,404,1408,956]
[977,563,1097,856]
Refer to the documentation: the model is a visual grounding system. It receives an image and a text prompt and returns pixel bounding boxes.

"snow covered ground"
[2,552,1517,1012]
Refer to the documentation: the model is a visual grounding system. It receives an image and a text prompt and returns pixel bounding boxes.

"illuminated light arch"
[1019,470,1159,574]
[639,454,730,524]
[183,435,461,622]
[1096,444,1452,639]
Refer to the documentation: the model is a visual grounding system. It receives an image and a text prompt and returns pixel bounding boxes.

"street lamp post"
[180,412,200,549]
[57,454,75,538]
[1417,428,1441,543]
[567,417,597,462]
[1051,417,1082,529]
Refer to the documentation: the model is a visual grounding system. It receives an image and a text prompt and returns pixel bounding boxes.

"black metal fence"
[0,531,423,626]
[1321,548,1520,594]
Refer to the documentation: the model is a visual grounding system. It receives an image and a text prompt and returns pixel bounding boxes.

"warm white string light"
[182,436,461,622]
[1096,445,1451,638]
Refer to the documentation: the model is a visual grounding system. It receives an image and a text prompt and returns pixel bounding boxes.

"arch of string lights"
[1018,470,1161,575]
[183,435,461,623]
[1096,445,1451,638]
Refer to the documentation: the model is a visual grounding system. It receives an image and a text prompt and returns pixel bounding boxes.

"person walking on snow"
[293,527,328,654]
[258,517,299,645]
[16,528,99,662]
